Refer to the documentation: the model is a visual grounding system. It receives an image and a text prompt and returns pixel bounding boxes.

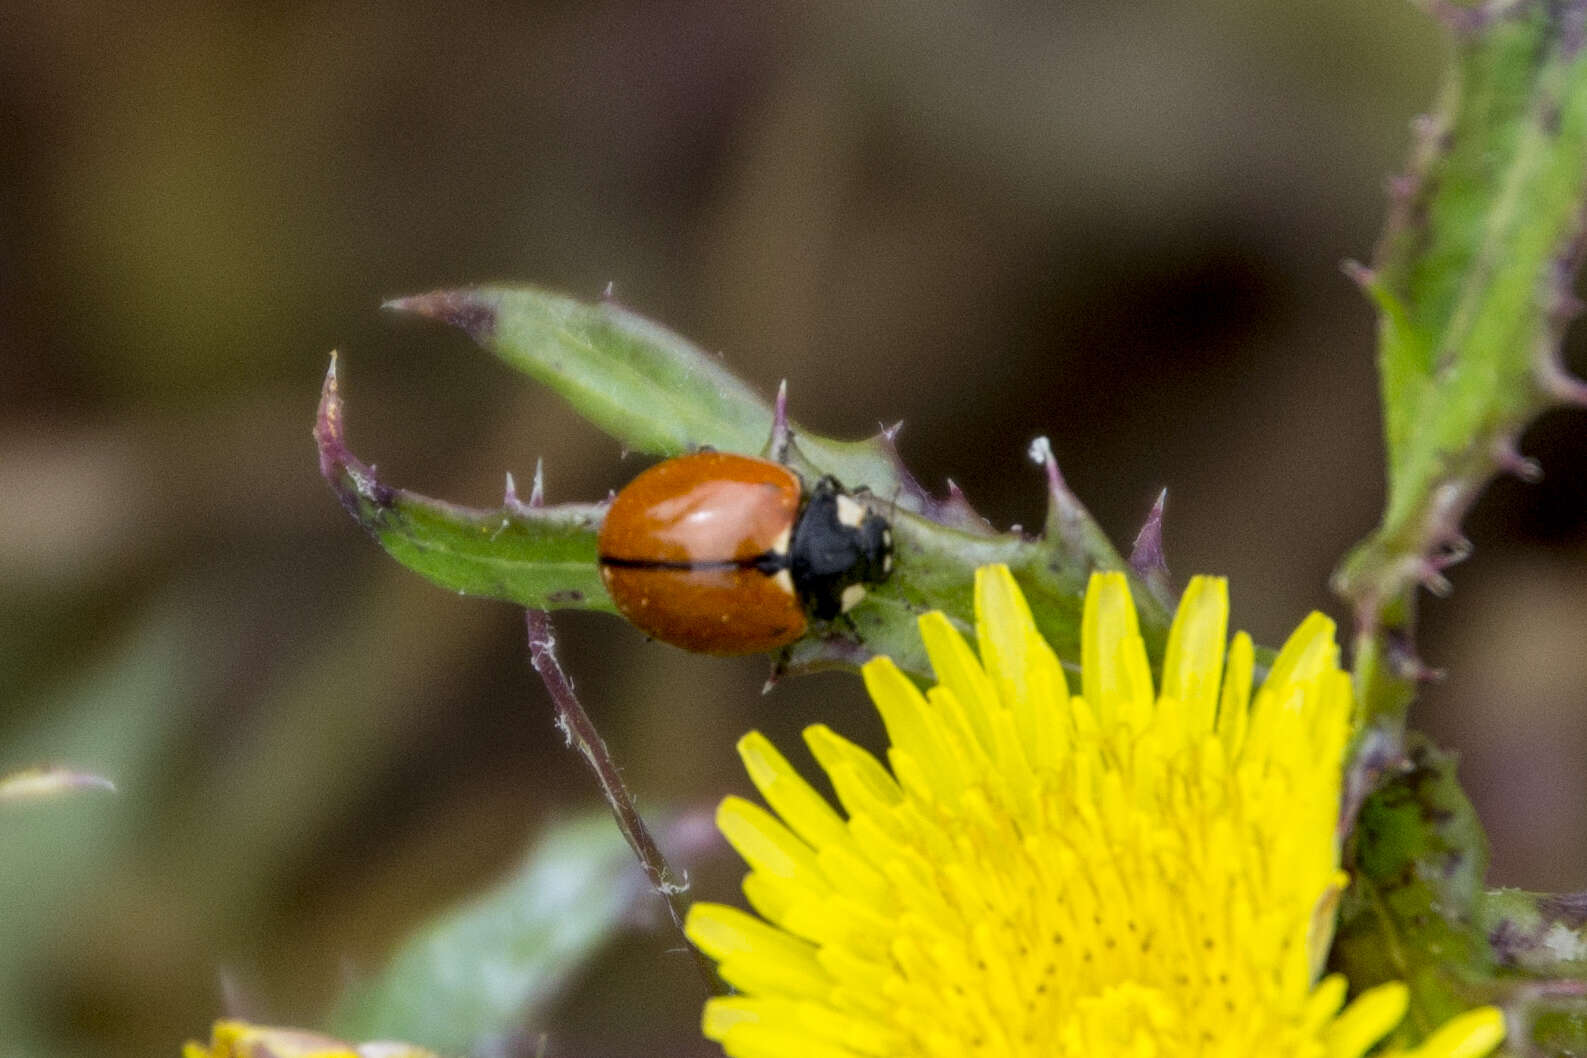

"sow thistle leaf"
[1337,1,1587,610]
[329,811,653,1053]
[316,355,612,614]
[387,286,919,508]
[1330,6,1587,1050]
[1332,738,1495,1046]
[318,349,1163,677]
[321,297,1172,679]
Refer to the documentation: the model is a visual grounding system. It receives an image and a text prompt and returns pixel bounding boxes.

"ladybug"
[597,451,894,655]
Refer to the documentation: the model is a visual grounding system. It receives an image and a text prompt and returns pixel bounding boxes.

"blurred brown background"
[3,2,1585,1056]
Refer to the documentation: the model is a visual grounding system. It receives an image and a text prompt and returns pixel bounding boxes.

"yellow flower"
[685,566,1505,1058]
[183,1020,437,1058]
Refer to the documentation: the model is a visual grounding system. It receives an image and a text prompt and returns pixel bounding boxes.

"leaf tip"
[1341,258,1378,290]
[770,380,791,462]
[1538,358,1587,408]
[314,353,394,518]
[943,478,992,529]
[530,458,546,509]
[868,419,933,513]
[315,351,349,486]
[1129,489,1169,576]
[503,471,527,514]
[1493,436,1544,483]
[1029,435,1081,532]
[1028,435,1062,489]
[1416,557,1455,598]
[385,288,499,342]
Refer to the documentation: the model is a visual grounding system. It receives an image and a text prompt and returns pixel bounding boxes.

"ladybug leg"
[763,646,794,694]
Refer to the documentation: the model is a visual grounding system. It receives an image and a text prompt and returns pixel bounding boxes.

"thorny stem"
[518,449,720,993]
[524,610,722,995]
[1334,0,1587,796]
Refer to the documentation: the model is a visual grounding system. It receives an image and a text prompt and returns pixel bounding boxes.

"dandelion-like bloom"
[183,1020,436,1058]
[685,566,1505,1058]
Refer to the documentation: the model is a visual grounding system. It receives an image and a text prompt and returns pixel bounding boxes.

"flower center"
[868,729,1325,1058]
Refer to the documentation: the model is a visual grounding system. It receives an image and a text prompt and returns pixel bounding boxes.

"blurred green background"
[4,2,1586,1055]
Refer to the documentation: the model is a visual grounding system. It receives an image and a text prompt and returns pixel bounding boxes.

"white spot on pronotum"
[840,584,867,612]
[882,528,892,546]
[770,525,792,556]
[836,494,865,529]
[772,569,795,596]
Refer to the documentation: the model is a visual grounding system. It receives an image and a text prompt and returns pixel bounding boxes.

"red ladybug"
[597,452,894,654]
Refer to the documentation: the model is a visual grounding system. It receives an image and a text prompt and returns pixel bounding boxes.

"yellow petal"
[686,901,819,966]
[860,656,964,795]
[1080,572,1153,726]
[803,725,903,818]
[1397,1006,1506,1058]
[919,611,998,752]
[1265,611,1341,692]
[1218,629,1255,756]
[975,564,1068,772]
[1324,981,1408,1058]
[1161,575,1228,734]
[1303,974,1349,1032]
[717,797,827,892]
[739,732,849,852]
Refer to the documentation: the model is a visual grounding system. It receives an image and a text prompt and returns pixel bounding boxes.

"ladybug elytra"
[596,452,893,654]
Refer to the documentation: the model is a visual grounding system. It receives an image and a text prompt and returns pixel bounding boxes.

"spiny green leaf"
[322,304,1174,681]
[1337,0,1587,629]
[316,355,612,614]
[1328,5,1587,1051]
[1336,737,1587,1053]
[386,286,934,515]
[319,347,1168,679]
[1332,737,1496,1046]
